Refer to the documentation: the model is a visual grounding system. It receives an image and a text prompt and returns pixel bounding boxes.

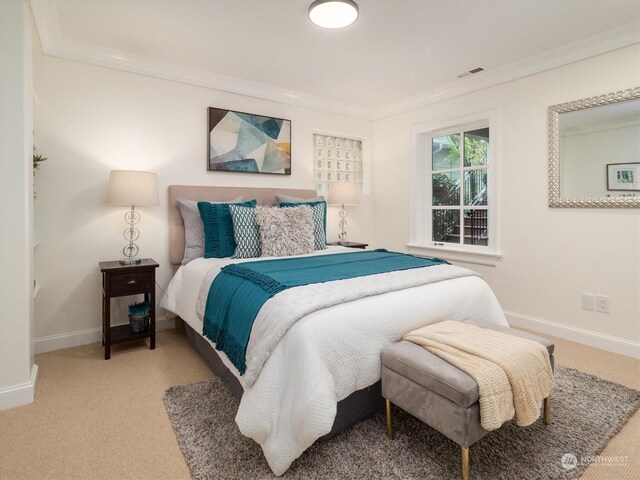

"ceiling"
[561,96,640,135]
[31,0,640,117]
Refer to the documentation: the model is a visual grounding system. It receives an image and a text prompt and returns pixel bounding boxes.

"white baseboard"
[33,316,173,354]
[34,312,639,359]
[505,311,640,359]
[0,364,38,411]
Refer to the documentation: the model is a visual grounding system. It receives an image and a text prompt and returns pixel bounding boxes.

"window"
[409,112,500,266]
[313,133,363,195]
[432,127,489,246]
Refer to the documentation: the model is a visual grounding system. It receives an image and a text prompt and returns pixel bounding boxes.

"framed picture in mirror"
[607,162,640,191]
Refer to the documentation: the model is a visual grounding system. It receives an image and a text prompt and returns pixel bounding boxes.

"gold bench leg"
[544,396,551,425]
[461,446,470,480]
[385,399,394,440]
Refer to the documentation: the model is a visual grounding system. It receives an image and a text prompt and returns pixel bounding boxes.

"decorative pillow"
[255,205,315,257]
[198,199,257,258]
[177,196,243,265]
[280,201,327,250]
[275,193,324,204]
[229,204,261,259]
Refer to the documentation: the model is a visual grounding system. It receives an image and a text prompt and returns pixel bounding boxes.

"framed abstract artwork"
[207,107,291,175]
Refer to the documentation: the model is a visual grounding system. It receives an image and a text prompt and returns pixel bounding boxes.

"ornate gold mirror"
[548,87,640,208]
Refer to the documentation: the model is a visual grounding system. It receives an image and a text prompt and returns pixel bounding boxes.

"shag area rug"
[164,366,640,479]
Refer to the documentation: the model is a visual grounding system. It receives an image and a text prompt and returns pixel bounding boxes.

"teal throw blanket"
[203,250,448,374]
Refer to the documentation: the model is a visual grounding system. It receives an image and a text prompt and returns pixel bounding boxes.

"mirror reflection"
[559,99,640,199]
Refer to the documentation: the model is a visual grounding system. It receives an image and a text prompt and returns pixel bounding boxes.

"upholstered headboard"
[168,185,319,265]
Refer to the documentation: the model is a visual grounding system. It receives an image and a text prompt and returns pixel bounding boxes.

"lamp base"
[119,258,142,265]
[338,204,348,243]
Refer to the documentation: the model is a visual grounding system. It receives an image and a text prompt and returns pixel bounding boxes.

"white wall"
[562,124,640,198]
[32,49,373,345]
[30,23,640,356]
[0,0,36,409]
[372,45,640,351]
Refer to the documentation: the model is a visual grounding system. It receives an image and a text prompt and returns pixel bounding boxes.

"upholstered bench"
[381,321,555,480]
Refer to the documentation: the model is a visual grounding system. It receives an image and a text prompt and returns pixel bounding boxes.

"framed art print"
[606,162,640,191]
[207,107,291,175]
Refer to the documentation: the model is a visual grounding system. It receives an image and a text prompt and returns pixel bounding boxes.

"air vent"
[457,67,485,79]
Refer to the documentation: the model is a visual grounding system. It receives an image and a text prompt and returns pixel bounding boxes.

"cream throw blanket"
[404,321,553,431]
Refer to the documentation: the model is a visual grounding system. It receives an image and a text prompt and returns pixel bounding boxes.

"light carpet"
[164,365,640,480]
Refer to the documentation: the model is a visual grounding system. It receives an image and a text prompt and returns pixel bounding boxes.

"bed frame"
[168,185,384,439]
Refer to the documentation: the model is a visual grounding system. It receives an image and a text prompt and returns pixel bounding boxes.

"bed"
[160,185,508,476]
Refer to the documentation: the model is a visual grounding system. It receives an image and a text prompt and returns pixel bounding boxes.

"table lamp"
[328,182,359,244]
[106,170,159,264]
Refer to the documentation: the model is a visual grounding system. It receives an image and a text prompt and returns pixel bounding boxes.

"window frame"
[407,110,501,266]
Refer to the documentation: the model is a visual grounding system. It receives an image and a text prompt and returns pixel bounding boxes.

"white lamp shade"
[328,182,359,205]
[106,170,159,206]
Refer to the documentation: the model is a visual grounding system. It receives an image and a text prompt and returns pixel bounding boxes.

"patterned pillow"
[279,201,327,250]
[229,204,261,258]
[177,196,243,265]
[255,206,315,257]
[198,199,257,258]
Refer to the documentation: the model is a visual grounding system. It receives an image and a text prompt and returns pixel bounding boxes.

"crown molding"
[372,21,640,120]
[30,0,639,122]
[29,0,62,49]
[28,0,373,120]
[562,117,640,137]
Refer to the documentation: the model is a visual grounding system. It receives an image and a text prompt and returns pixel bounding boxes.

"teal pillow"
[280,201,327,250]
[229,204,261,258]
[198,199,257,258]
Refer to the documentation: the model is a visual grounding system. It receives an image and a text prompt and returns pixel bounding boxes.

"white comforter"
[161,247,507,475]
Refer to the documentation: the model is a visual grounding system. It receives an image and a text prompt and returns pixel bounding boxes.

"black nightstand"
[99,258,159,360]
[328,241,368,249]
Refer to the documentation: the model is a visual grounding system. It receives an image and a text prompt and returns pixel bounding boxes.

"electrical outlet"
[581,293,595,311]
[596,295,610,314]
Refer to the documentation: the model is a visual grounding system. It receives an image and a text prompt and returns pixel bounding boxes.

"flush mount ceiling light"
[308,0,359,29]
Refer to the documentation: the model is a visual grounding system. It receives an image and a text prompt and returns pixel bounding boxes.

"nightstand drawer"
[110,271,152,295]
